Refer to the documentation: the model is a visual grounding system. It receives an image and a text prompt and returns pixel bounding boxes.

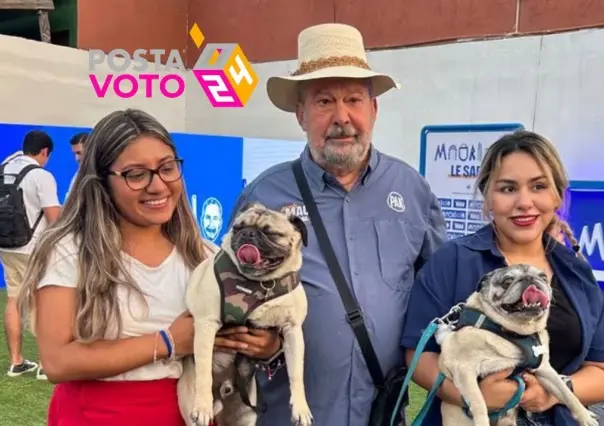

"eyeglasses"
[108,158,184,190]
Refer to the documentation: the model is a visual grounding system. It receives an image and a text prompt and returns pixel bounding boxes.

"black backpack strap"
[14,164,41,186]
[291,159,385,387]
[13,164,44,232]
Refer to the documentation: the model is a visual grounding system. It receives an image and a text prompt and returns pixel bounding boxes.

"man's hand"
[519,373,558,413]
[214,326,281,360]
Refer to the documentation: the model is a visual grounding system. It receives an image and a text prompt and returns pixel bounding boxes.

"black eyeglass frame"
[107,158,185,190]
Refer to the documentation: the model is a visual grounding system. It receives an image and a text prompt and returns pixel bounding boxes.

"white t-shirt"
[37,234,219,381]
[0,155,61,254]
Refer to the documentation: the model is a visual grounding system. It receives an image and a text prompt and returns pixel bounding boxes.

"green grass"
[0,290,53,426]
[0,289,427,424]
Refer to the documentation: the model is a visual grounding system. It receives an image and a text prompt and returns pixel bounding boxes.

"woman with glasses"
[16,109,280,425]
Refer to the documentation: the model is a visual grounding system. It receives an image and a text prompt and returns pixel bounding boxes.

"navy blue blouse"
[401,225,604,425]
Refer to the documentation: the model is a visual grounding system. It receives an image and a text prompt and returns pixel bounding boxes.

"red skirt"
[47,378,198,426]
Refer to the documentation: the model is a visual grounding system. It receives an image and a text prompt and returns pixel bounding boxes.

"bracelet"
[255,335,285,381]
[256,352,285,381]
[159,329,177,363]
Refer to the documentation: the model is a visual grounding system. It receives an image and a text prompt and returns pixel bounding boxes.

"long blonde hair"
[475,130,585,261]
[17,109,209,341]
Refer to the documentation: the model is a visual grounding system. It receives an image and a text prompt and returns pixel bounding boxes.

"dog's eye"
[501,277,513,289]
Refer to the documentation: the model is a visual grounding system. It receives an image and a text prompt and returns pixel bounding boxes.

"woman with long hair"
[401,130,604,425]
[16,109,280,425]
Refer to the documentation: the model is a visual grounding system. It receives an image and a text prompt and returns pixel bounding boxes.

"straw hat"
[266,23,400,113]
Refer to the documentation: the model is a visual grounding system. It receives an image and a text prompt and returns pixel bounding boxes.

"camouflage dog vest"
[214,250,301,325]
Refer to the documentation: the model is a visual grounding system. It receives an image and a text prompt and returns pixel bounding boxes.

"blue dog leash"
[390,303,527,426]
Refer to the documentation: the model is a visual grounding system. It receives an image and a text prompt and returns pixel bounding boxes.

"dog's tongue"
[522,285,549,308]
[236,244,262,265]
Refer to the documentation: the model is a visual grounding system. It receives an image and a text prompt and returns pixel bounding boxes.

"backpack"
[0,163,44,249]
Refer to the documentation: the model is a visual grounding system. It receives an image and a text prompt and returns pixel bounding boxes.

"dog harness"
[395,303,544,426]
[213,249,301,412]
[451,306,544,371]
[213,249,301,326]
[449,306,544,422]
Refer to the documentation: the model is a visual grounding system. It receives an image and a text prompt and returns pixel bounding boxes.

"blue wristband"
[159,329,172,358]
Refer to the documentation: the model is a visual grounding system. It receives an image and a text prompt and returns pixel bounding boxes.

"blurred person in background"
[0,130,61,380]
[65,132,88,201]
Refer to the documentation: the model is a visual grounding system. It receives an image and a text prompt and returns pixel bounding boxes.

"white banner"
[419,124,524,240]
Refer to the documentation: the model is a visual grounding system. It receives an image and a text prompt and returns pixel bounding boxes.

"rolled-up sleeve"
[587,307,604,362]
[401,242,459,354]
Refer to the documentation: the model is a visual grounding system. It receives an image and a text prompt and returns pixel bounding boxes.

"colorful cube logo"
[189,23,259,108]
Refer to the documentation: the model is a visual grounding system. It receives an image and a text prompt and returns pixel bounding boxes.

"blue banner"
[0,123,245,289]
[566,188,604,288]
[172,133,243,243]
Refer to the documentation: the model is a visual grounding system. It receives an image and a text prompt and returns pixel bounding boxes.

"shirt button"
[354,270,360,276]
[349,235,355,240]
[345,197,351,203]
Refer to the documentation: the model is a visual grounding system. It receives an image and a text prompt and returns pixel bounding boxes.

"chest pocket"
[374,219,425,291]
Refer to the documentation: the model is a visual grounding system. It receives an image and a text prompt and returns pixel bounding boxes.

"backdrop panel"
[566,187,604,289]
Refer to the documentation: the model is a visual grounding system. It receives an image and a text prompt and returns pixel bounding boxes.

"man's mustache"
[325,125,359,140]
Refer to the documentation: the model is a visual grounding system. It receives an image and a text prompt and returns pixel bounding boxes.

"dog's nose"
[240,229,256,239]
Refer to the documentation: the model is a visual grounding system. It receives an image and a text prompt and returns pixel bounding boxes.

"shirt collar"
[299,145,379,191]
[20,156,40,166]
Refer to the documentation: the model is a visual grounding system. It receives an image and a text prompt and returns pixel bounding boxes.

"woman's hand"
[478,369,522,410]
[166,311,195,357]
[519,373,558,412]
[214,326,281,360]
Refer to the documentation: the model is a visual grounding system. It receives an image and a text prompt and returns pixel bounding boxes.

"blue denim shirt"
[401,224,604,425]
[228,146,446,426]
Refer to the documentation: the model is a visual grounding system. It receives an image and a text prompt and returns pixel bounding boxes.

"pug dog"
[177,202,313,426]
[438,264,598,426]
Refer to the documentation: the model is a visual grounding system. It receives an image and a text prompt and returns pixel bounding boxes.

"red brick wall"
[77,0,188,65]
[77,0,604,66]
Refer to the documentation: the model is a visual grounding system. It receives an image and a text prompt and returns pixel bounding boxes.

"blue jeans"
[590,402,604,426]
[515,404,604,426]
[516,410,554,426]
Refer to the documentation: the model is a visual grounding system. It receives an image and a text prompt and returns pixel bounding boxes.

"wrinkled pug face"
[478,264,552,320]
[229,203,308,278]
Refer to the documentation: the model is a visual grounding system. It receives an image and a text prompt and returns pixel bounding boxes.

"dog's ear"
[476,270,495,292]
[289,216,308,247]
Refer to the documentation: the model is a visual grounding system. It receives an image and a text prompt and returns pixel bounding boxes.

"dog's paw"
[574,408,599,426]
[291,400,313,426]
[189,396,215,426]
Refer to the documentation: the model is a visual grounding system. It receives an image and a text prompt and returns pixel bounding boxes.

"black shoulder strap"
[291,159,385,387]
[14,164,41,186]
[12,164,44,232]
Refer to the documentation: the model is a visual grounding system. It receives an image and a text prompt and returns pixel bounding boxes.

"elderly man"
[227,23,446,426]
